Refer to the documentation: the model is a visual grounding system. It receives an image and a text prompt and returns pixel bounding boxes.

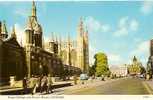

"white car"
[80,74,88,80]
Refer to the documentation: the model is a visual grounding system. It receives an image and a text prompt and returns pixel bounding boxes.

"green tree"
[88,65,96,76]
[140,65,146,74]
[94,52,110,77]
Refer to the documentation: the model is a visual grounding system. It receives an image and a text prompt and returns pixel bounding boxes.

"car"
[139,74,144,78]
[80,74,88,80]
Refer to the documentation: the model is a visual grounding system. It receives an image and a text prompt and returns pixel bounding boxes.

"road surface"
[60,77,152,95]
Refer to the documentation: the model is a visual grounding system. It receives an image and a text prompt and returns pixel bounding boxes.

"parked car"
[80,74,88,80]
[139,74,144,78]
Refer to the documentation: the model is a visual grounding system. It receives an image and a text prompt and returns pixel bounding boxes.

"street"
[52,77,152,95]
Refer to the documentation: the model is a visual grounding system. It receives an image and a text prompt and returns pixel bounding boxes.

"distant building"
[147,39,153,75]
[110,65,128,77]
[128,56,143,75]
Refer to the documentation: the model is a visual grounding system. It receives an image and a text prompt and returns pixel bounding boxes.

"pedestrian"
[22,76,28,94]
[32,76,38,94]
[29,75,37,95]
[36,76,41,92]
[101,75,104,81]
[73,75,78,85]
[91,75,94,83]
[40,75,47,94]
[47,74,53,93]
[38,75,43,91]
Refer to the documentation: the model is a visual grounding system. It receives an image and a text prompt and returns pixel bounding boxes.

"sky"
[0,0,152,67]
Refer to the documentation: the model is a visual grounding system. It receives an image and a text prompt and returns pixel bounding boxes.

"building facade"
[110,66,128,77]
[25,1,86,77]
[0,22,27,84]
[147,39,153,75]
[44,13,89,73]
[128,56,143,75]
[0,1,89,83]
[45,18,89,73]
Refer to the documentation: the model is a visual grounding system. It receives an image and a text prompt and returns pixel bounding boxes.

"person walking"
[22,76,28,94]
[47,74,53,93]
[40,75,47,94]
[32,76,38,94]
[73,75,78,85]
[29,75,37,95]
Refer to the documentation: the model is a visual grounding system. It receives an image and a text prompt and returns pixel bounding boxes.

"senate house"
[0,1,89,84]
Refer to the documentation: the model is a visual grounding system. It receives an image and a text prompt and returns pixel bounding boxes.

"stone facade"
[45,18,89,74]
[0,23,26,84]
[0,1,89,83]
[128,56,143,75]
[110,65,128,77]
[24,1,81,78]
[147,39,153,75]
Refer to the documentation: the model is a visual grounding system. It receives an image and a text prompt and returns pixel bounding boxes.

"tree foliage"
[94,52,110,77]
[88,65,96,76]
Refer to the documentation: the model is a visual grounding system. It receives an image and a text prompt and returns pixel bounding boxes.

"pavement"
[49,78,124,95]
[1,77,152,95]
[49,77,153,95]
[0,81,72,95]
[144,79,153,94]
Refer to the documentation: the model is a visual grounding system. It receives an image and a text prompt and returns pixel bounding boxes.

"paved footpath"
[145,79,153,94]
[0,81,72,95]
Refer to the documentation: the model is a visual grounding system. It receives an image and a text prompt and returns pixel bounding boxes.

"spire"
[0,21,2,33]
[26,17,33,30]
[133,56,137,62]
[84,26,88,37]
[67,33,71,66]
[32,0,36,17]
[67,33,71,44]
[11,25,16,38]
[58,34,62,57]
[1,20,8,35]
[150,39,153,56]
[55,33,58,43]
[78,17,84,37]
[51,32,54,42]
[59,34,62,44]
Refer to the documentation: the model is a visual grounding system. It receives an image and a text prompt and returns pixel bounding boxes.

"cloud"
[85,16,110,33]
[141,0,153,15]
[89,45,97,66]
[107,53,123,65]
[134,38,142,43]
[114,27,128,37]
[130,19,139,31]
[14,8,29,18]
[130,40,149,66]
[113,17,139,37]
[13,23,25,47]
[119,16,129,28]
[8,23,25,47]
[130,41,149,55]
